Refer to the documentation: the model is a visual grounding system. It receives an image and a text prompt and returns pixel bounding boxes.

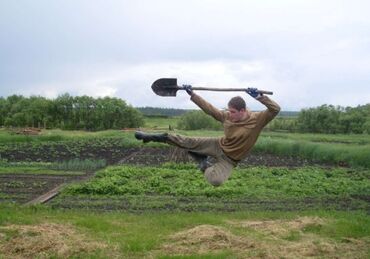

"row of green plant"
[1,129,369,168]
[48,159,106,171]
[0,128,136,143]
[0,159,106,174]
[0,136,142,162]
[261,131,370,145]
[2,126,369,147]
[63,163,370,199]
[0,94,144,130]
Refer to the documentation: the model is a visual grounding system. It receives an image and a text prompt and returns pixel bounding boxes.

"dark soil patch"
[0,138,136,164]
[0,173,93,204]
[118,147,327,168]
[1,139,331,168]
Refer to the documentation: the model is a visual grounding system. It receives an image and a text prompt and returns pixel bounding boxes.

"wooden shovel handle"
[190,87,273,95]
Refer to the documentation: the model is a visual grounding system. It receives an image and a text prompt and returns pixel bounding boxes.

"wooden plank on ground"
[25,184,65,205]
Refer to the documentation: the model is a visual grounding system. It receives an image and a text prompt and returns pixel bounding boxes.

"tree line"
[0,94,144,130]
[177,104,369,134]
[268,104,370,134]
[1,94,368,134]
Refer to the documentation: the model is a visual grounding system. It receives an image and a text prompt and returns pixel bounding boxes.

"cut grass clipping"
[0,205,369,258]
[159,217,369,258]
[0,223,113,258]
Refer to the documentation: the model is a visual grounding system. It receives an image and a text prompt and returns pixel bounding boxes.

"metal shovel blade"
[151,78,180,97]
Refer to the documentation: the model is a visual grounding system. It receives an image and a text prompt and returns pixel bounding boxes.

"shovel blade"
[151,78,180,97]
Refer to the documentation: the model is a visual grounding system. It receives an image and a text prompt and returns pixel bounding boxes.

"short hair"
[228,96,246,111]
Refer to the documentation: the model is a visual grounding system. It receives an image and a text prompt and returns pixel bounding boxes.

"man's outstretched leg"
[134,131,237,186]
[135,131,217,171]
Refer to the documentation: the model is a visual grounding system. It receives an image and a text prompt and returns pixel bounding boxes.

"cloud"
[0,0,369,111]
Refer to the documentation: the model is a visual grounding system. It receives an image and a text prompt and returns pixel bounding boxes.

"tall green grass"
[0,128,131,143]
[0,160,106,174]
[254,137,370,168]
[48,159,107,171]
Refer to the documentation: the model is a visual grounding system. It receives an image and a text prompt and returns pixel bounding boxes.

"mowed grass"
[0,204,369,258]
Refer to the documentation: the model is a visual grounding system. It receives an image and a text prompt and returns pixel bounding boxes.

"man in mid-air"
[135,85,280,186]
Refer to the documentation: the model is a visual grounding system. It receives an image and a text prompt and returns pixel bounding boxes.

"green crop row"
[1,129,370,168]
[0,159,106,175]
[63,163,370,199]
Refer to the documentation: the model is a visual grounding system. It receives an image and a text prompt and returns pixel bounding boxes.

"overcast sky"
[1,0,369,111]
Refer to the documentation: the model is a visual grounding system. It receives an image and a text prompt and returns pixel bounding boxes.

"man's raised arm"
[246,88,281,126]
[184,85,227,122]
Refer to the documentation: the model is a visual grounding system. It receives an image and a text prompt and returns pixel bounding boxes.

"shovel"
[152,78,273,97]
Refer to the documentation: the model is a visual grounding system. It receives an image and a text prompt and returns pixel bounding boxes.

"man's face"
[228,106,246,122]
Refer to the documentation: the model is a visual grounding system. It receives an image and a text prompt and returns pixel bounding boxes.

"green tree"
[177,110,222,130]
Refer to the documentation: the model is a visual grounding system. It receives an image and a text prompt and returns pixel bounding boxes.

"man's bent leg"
[204,159,234,187]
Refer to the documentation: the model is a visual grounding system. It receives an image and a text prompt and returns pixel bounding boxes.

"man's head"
[228,96,247,122]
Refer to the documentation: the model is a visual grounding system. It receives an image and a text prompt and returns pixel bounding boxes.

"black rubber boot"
[134,131,169,143]
[188,151,207,163]
[198,158,211,173]
[188,151,211,172]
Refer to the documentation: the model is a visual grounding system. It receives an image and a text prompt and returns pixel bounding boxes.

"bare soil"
[118,147,320,168]
[1,143,324,167]
[0,173,93,204]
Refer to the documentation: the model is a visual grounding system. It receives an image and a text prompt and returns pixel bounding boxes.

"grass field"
[0,204,369,258]
[0,123,369,258]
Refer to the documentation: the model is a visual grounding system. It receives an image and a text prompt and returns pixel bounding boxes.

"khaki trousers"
[167,134,237,186]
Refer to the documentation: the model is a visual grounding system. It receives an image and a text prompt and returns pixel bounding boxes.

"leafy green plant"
[63,164,370,199]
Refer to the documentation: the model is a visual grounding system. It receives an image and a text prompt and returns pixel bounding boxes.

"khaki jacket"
[190,93,281,161]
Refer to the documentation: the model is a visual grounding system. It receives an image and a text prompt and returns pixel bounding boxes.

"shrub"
[177,111,222,130]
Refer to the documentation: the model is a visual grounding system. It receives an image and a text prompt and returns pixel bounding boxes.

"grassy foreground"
[0,204,369,258]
